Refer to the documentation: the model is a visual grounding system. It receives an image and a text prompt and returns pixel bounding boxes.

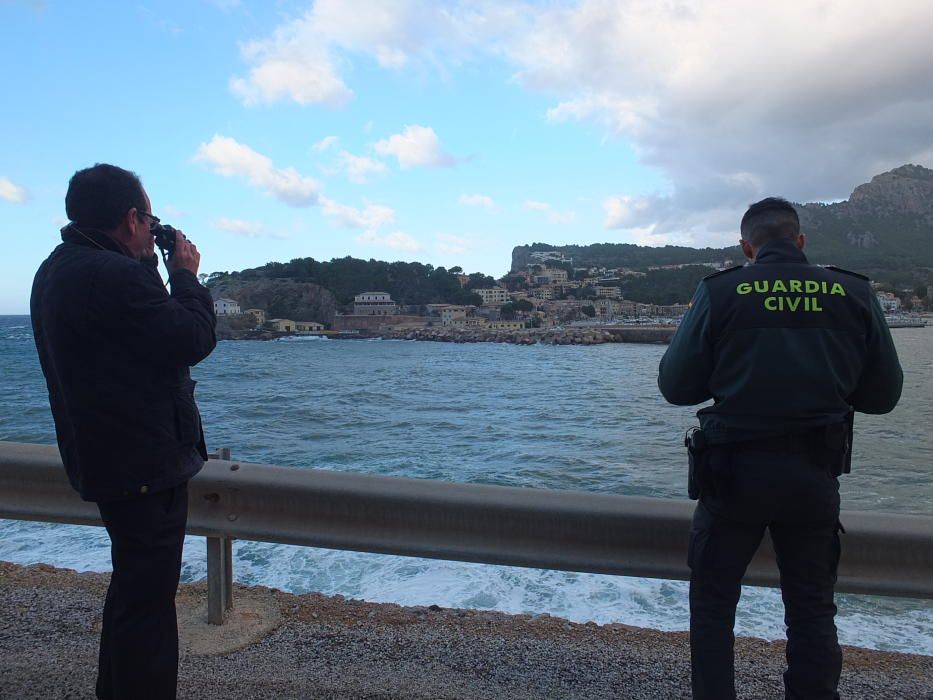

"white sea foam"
[1,522,931,656]
[275,335,329,342]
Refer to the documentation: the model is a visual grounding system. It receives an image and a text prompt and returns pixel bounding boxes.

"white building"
[214,298,240,315]
[533,269,569,285]
[877,292,901,313]
[475,288,510,306]
[594,286,622,299]
[529,250,573,266]
[441,306,470,326]
[295,321,325,333]
[354,292,397,316]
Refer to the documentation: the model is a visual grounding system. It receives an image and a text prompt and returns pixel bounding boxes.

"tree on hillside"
[464,272,498,289]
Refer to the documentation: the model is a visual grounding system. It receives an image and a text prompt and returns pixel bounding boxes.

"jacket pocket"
[171,378,202,445]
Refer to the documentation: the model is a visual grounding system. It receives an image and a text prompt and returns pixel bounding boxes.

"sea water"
[1,316,931,654]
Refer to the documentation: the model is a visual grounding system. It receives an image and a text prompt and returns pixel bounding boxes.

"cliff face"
[846,165,933,217]
[209,279,337,325]
[511,247,532,273]
[795,164,933,274]
[511,164,933,281]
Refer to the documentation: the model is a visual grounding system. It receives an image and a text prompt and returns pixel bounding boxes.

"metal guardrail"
[1,441,931,626]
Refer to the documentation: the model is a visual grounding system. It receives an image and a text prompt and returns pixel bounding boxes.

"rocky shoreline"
[2,560,931,699]
[219,325,677,345]
[380,325,676,345]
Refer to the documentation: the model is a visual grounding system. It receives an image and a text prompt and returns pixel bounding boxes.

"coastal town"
[210,250,716,343]
[210,248,932,343]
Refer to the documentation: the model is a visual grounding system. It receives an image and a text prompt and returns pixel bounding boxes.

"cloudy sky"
[2,0,932,312]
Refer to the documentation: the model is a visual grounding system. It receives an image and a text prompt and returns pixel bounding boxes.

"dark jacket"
[658,239,902,442]
[31,225,217,502]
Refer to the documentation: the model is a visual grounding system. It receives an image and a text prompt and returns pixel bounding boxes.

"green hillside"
[513,164,933,296]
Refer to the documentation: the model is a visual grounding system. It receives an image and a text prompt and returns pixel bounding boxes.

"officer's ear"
[796,232,806,251]
[740,238,755,261]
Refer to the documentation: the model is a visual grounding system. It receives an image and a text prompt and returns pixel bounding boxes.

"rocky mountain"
[208,278,337,325]
[512,164,933,290]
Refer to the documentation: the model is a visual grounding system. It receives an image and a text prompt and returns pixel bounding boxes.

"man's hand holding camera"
[167,230,200,276]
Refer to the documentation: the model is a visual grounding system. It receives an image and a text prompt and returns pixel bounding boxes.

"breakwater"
[218,325,677,344]
[380,325,676,345]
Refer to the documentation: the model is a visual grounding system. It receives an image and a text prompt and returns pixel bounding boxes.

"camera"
[152,223,178,262]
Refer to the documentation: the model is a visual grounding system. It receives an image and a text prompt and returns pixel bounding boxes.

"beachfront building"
[593,298,619,321]
[295,321,325,333]
[354,292,397,316]
[487,320,525,330]
[214,298,241,315]
[266,319,295,332]
[243,308,266,326]
[441,306,471,326]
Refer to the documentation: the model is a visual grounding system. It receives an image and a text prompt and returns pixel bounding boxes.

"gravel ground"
[1,561,931,699]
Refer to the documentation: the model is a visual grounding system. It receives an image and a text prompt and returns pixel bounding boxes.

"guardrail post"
[206,447,234,625]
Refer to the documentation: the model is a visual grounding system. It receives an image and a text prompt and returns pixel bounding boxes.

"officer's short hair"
[65,164,146,231]
[740,197,800,247]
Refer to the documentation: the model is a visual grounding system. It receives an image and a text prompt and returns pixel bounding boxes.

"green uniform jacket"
[658,239,903,442]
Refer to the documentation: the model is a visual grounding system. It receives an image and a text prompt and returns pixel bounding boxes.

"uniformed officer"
[657,197,902,699]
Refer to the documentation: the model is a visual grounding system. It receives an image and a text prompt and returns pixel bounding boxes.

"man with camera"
[657,197,902,699]
[31,163,216,699]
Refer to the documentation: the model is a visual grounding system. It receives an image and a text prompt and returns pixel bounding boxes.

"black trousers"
[95,482,188,700]
[688,443,842,700]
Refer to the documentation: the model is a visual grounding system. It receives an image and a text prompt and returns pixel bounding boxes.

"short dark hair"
[65,163,146,231]
[740,197,800,247]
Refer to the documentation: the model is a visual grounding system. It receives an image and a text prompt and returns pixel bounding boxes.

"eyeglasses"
[136,210,161,231]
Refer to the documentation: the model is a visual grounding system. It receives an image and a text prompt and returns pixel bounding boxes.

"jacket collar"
[753,239,809,265]
[61,223,131,257]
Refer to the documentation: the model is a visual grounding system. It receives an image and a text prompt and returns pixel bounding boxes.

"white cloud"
[336,150,387,183]
[228,1,933,242]
[312,135,339,152]
[228,0,483,108]
[230,35,351,107]
[459,193,495,209]
[193,135,321,206]
[603,195,652,229]
[524,199,576,225]
[162,204,185,218]
[546,94,658,137]
[320,197,395,232]
[502,0,933,240]
[356,230,423,252]
[0,176,29,204]
[211,217,276,238]
[436,233,471,255]
[374,125,455,169]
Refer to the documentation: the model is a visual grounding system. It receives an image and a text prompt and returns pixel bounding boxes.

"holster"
[685,428,708,500]
[822,411,854,477]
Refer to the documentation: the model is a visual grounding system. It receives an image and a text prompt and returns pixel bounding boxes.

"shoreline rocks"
[376,325,676,345]
[217,325,677,345]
